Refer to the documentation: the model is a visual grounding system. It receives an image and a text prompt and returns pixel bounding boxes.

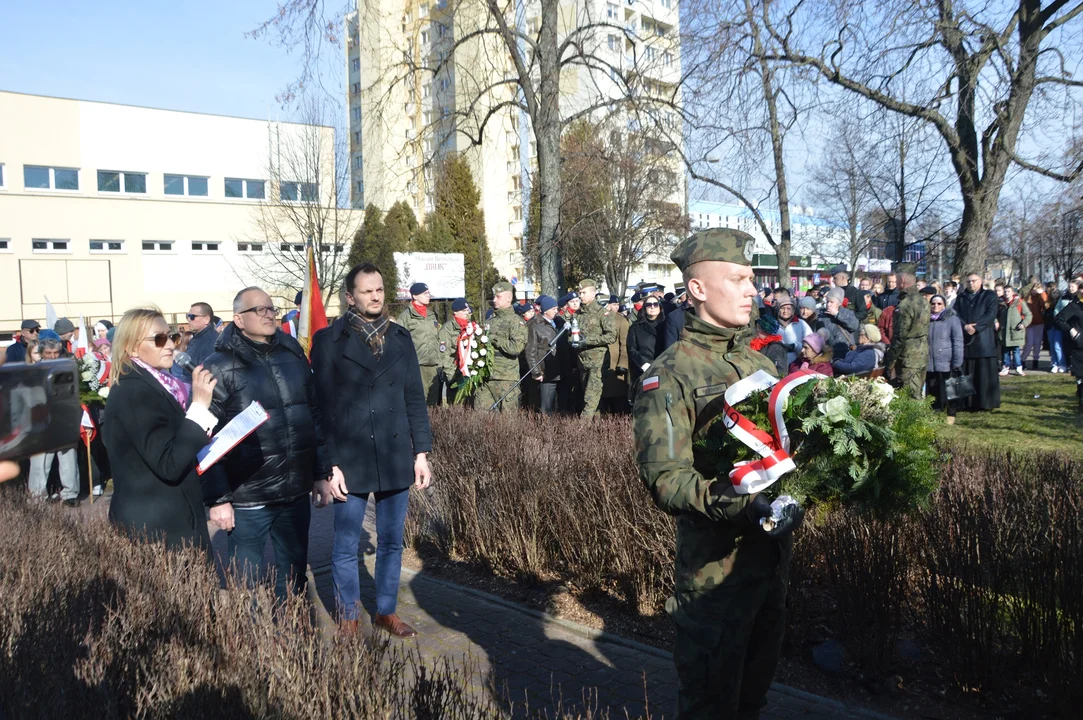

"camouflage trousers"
[475,379,519,412]
[673,573,788,720]
[419,365,443,407]
[579,365,606,418]
[897,364,927,400]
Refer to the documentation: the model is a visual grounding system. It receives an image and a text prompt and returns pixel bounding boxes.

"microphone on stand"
[173,351,227,404]
[548,321,570,348]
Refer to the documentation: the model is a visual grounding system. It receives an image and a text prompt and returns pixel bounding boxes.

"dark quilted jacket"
[202,324,328,507]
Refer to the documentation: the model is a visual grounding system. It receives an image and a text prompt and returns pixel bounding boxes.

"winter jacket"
[627,313,666,386]
[436,319,461,376]
[396,303,442,367]
[203,324,328,507]
[841,285,869,323]
[1055,297,1083,378]
[779,317,813,366]
[999,297,1031,348]
[927,310,964,373]
[816,307,858,358]
[788,359,834,377]
[953,288,999,358]
[603,311,631,397]
[1025,291,1048,327]
[661,302,691,352]
[877,305,896,346]
[752,337,788,378]
[874,288,900,310]
[182,325,219,381]
[525,314,561,382]
[832,343,886,376]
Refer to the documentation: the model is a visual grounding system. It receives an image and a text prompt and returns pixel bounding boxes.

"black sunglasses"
[144,333,170,348]
[644,302,660,308]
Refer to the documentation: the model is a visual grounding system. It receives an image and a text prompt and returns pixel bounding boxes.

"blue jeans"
[228,494,311,602]
[1048,326,1066,368]
[1003,347,1022,368]
[332,488,410,619]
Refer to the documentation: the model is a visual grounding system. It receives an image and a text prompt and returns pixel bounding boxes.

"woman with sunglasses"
[627,296,665,400]
[926,294,964,424]
[102,307,219,552]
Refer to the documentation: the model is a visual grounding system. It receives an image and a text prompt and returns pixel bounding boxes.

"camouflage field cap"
[578,278,598,291]
[492,280,514,295]
[893,262,917,276]
[670,228,755,272]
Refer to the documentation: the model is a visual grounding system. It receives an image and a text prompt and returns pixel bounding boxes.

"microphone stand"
[489,322,571,411]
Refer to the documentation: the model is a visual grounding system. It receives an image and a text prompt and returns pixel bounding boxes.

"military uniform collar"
[494,306,515,317]
[682,312,751,351]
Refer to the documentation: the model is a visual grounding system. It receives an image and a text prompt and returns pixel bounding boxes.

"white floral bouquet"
[700,372,941,515]
[451,321,491,404]
[78,352,111,405]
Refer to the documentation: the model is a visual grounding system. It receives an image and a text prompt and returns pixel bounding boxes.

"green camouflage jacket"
[436,319,462,375]
[883,287,930,370]
[633,312,790,640]
[485,307,528,380]
[576,301,617,368]
[395,304,442,367]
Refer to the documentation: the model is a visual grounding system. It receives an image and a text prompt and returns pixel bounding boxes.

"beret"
[409,282,429,296]
[451,297,470,312]
[578,278,597,291]
[492,280,514,294]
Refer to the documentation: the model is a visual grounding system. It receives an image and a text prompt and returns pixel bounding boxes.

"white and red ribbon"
[721,369,827,494]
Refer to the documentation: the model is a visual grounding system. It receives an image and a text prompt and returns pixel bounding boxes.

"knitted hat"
[803,333,825,355]
[757,314,781,335]
[537,295,557,313]
[799,296,818,311]
[862,324,882,344]
[38,329,61,342]
[826,288,845,304]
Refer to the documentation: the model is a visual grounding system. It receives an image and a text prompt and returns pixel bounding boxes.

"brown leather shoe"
[373,613,418,638]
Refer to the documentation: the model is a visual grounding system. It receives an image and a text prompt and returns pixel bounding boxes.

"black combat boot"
[1032,359,1039,371]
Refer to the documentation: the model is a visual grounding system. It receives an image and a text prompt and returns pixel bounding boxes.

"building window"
[423,83,431,99]
[280,182,318,202]
[191,241,220,252]
[237,242,264,253]
[438,23,448,38]
[423,109,432,125]
[0,239,10,252]
[89,240,125,253]
[663,51,673,66]
[97,170,147,194]
[353,130,361,145]
[355,180,364,194]
[351,58,360,72]
[420,2,429,16]
[31,239,70,253]
[421,30,429,44]
[351,82,361,94]
[661,0,671,7]
[0,163,5,188]
[279,242,305,252]
[142,241,173,252]
[352,106,361,121]
[608,34,620,52]
[607,2,618,19]
[164,174,208,197]
[225,178,265,199]
[24,165,79,191]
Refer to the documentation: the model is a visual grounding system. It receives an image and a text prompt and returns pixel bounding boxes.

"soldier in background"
[882,263,930,398]
[634,228,804,718]
[437,298,472,402]
[476,281,528,412]
[601,294,631,414]
[574,279,617,418]
[396,282,443,406]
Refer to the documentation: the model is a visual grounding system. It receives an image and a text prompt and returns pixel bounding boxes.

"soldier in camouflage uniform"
[395,282,443,406]
[882,263,929,399]
[437,297,472,396]
[633,228,805,719]
[575,279,617,418]
[476,281,528,412]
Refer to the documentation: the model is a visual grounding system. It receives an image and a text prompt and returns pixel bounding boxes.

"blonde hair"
[109,307,164,385]
[24,340,40,364]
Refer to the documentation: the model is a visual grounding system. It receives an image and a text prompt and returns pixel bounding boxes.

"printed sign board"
[393,252,466,299]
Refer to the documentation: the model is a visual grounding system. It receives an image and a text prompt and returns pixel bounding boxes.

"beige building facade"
[346,0,685,296]
[0,91,353,334]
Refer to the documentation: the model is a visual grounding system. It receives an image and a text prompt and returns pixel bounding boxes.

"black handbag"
[945,372,976,402]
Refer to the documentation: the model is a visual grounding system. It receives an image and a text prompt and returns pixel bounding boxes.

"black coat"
[1055,297,1083,377]
[842,285,869,323]
[310,317,432,495]
[102,365,213,551]
[182,325,219,381]
[953,288,999,358]
[627,313,665,387]
[874,288,900,310]
[662,302,691,352]
[202,325,328,507]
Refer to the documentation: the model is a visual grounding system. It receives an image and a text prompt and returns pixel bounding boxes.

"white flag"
[44,296,58,331]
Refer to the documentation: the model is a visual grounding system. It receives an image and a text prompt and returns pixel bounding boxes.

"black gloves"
[747,494,805,538]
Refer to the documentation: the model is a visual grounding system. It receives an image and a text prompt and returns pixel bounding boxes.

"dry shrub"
[0,488,588,720]
[409,408,673,612]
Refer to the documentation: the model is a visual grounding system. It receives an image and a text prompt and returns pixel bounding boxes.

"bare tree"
[237,98,358,307]
[254,0,684,297]
[557,118,689,297]
[756,0,1083,275]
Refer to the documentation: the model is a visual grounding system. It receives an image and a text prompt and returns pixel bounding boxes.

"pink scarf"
[133,358,190,408]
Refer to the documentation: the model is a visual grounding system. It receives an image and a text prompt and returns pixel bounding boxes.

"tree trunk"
[762,67,792,290]
[953,192,997,276]
[535,0,564,297]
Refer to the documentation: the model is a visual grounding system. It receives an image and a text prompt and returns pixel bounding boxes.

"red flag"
[80,405,96,444]
[297,247,328,357]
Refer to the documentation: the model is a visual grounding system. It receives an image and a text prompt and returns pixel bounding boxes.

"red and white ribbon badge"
[721,368,827,494]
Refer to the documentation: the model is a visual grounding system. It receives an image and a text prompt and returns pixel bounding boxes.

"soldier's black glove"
[616,366,627,378]
[746,495,805,538]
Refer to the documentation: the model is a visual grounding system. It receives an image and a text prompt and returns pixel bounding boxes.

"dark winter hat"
[537,295,557,313]
[20,319,41,331]
[409,282,429,296]
[920,286,936,296]
[106,327,116,344]
[54,317,75,335]
[630,291,643,304]
[451,297,470,312]
[829,264,848,277]
[514,303,533,316]
[38,329,61,342]
[757,313,781,335]
[671,228,755,272]
[664,292,675,302]
[558,292,577,308]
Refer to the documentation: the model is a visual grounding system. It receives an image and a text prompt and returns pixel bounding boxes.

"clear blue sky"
[0,0,341,121]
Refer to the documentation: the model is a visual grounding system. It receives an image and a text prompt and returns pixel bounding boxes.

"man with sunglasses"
[5,319,41,363]
[182,302,217,382]
[201,287,328,603]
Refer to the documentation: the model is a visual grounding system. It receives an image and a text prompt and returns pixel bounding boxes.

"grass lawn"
[944,371,1083,458]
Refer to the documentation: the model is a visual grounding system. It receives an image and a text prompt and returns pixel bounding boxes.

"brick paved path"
[210,500,895,720]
